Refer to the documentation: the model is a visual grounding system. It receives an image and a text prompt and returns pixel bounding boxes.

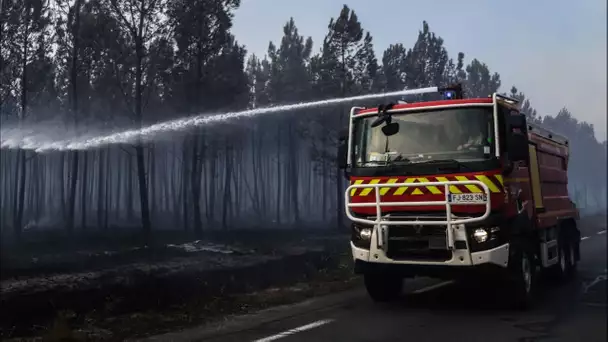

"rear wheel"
[557,239,569,277]
[364,272,403,302]
[550,231,577,282]
[565,237,578,277]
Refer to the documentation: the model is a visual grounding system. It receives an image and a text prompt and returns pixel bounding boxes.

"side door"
[498,104,539,216]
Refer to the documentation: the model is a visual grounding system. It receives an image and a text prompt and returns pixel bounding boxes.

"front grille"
[386,247,453,261]
[385,224,452,261]
[389,225,446,238]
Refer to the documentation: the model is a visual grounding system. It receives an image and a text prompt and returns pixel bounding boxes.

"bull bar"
[344,180,492,250]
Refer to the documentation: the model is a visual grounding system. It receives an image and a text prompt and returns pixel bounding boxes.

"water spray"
[0,87,438,153]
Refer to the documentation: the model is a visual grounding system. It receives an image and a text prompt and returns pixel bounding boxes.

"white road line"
[411,280,454,294]
[252,319,334,342]
[582,274,607,294]
[582,236,590,240]
[597,230,606,235]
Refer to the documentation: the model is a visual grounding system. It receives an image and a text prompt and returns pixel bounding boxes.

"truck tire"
[364,272,403,302]
[548,232,575,282]
[507,243,537,310]
[553,237,569,280]
[565,236,578,277]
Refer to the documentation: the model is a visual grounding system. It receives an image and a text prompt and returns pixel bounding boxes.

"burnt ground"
[1,213,605,341]
[0,228,356,341]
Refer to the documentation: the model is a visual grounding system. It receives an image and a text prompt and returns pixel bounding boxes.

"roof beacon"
[438,83,464,99]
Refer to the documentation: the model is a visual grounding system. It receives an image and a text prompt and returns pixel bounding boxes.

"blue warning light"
[444,91,454,99]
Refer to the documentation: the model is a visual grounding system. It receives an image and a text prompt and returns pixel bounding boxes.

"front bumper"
[352,241,509,267]
[352,242,510,280]
[351,218,510,267]
[350,221,511,280]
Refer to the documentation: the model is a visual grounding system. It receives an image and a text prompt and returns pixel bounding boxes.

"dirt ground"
[1,229,354,341]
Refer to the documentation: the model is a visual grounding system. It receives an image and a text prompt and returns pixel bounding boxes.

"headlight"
[473,228,488,243]
[468,226,504,252]
[360,228,372,240]
[472,227,500,243]
[351,223,372,249]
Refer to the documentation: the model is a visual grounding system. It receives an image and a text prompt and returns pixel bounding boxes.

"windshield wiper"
[390,155,411,163]
[409,159,473,171]
[386,154,427,166]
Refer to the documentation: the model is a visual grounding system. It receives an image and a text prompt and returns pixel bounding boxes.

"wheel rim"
[522,255,532,294]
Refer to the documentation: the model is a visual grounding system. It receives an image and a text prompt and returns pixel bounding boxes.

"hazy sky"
[231,0,607,141]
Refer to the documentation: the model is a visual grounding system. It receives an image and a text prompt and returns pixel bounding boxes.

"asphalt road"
[147,223,607,342]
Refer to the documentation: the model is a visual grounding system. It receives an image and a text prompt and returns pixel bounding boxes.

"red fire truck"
[338,84,580,309]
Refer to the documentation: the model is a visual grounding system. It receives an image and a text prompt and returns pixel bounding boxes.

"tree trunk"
[181,141,190,230]
[97,149,104,228]
[67,0,82,234]
[115,154,123,220]
[221,143,232,230]
[275,126,281,226]
[104,148,110,229]
[59,152,66,220]
[134,3,151,236]
[288,122,299,224]
[207,149,216,224]
[14,18,31,239]
[80,151,88,229]
[127,155,134,219]
[14,150,26,238]
[191,134,203,234]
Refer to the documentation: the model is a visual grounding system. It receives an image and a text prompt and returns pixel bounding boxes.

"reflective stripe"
[475,175,500,193]
[494,174,504,186]
[379,178,399,195]
[455,175,482,193]
[350,174,504,196]
[411,188,424,195]
[393,177,416,195]
[350,179,364,196]
[417,177,442,194]
[436,176,462,193]
[359,179,380,196]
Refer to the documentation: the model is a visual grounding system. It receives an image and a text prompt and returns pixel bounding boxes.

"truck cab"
[338,86,580,308]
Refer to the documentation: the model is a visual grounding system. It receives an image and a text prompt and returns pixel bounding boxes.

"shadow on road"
[384,276,586,313]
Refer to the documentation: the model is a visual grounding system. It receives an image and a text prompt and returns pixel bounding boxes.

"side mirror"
[508,113,526,130]
[371,116,386,128]
[382,122,399,136]
[506,113,528,162]
[507,133,528,162]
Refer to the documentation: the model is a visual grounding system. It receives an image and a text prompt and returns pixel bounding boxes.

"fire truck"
[337,84,580,309]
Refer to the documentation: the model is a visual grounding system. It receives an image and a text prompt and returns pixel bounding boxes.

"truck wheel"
[507,245,536,310]
[549,236,572,282]
[557,241,569,277]
[364,272,403,302]
[565,238,578,277]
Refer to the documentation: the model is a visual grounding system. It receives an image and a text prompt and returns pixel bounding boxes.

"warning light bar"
[438,83,463,99]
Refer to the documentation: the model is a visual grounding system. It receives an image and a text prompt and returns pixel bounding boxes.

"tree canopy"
[1,2,605,235]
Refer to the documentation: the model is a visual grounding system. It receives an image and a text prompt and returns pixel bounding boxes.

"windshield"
[353,107,495,166]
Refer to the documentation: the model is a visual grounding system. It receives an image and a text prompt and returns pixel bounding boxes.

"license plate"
[448,193,487,204]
